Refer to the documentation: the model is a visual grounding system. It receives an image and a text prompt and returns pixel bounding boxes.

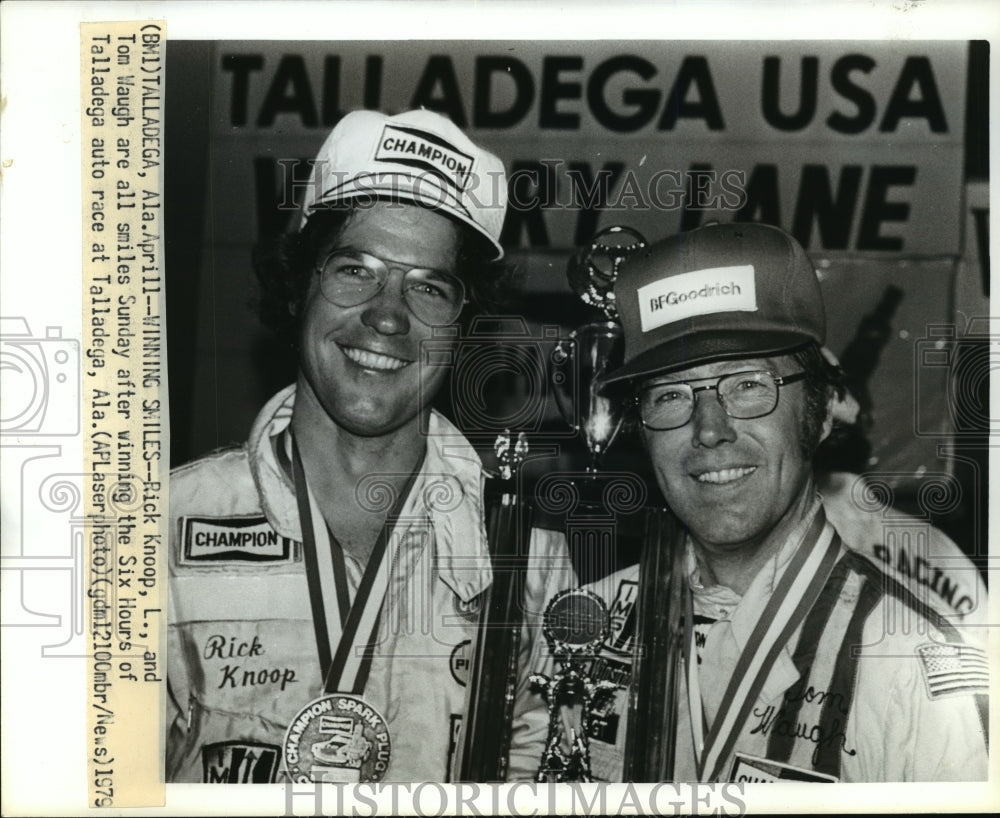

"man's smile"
[692,465,758,485]
[338,343,412,372]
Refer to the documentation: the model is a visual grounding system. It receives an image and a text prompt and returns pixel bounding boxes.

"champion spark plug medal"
[280,434,420,783]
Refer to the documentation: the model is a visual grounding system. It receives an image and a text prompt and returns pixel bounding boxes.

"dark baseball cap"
[602,222,826,386]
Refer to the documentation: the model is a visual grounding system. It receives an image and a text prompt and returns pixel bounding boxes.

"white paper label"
[637,265,758,332]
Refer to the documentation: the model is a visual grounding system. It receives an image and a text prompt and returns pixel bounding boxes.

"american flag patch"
[916,643,989,700]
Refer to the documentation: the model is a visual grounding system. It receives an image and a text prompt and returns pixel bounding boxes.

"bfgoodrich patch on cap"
[603,222,825,385]
[637,265,758,332]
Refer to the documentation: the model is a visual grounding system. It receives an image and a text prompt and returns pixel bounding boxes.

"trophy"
[550,225,647,475]
[541,226,686,782]
[458,430,532,782]
[530,589,619,782]
[521,228,648,783]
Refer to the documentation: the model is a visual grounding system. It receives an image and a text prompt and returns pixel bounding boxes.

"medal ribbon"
[291,434,422,695]
[687,507,842,782]
[683,571,706,761]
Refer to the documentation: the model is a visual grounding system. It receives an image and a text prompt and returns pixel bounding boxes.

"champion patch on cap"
[375,124,475,192]
[638,265,758,332]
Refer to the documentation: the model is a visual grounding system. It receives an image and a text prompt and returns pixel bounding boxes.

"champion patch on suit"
[182,515,294,563]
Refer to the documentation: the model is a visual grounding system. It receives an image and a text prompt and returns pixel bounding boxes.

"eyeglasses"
[637,369,807,431]
[316,249,466,327]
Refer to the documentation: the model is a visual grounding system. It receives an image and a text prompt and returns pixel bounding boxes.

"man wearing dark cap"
[580,222,988,782]
[166,109,570,783]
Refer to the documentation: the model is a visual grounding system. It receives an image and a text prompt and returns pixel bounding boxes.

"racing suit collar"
[686,496,825,704]
[247,384,492,603]
[247,385,299,537]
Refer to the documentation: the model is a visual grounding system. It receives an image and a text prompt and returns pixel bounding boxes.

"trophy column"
[538,224,687,782]
[623,507,685,782]
[457,432,532,782]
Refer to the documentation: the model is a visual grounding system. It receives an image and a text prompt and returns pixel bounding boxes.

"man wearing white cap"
[166,109,570,783]
[579,222,987,782]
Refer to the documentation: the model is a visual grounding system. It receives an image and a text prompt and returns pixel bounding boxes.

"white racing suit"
[167,385,572,783]
[575,498,989,783]
[819,471,988,626]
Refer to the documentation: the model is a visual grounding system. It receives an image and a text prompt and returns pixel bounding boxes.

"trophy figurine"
[530,589,619,782]
[550,225,647,475]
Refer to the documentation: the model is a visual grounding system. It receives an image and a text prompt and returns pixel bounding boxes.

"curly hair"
[790,342,847,459]
[252,205,517,349]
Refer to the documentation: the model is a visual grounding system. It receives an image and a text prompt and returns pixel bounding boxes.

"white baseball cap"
[300,109,508,259]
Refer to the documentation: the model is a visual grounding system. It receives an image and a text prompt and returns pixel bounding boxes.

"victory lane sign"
[207,41,965,257]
